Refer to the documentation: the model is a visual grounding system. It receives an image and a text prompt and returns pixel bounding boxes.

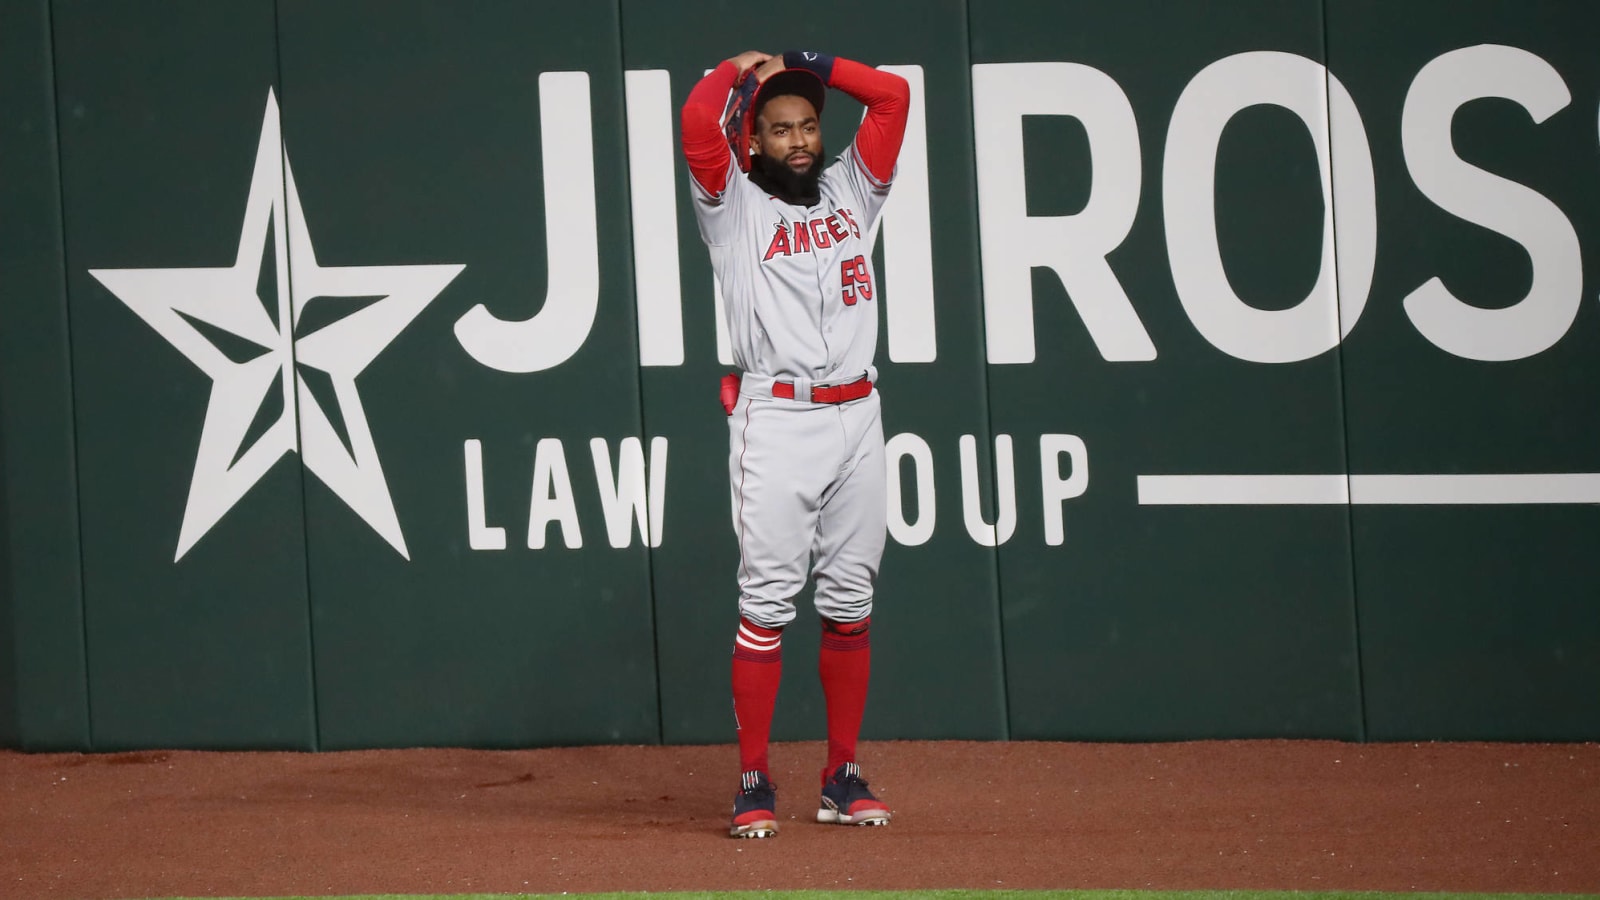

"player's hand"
[753,54,788,83]
[728,50,773,78]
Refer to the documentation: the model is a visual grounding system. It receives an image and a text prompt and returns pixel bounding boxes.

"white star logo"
[90,90,463,561]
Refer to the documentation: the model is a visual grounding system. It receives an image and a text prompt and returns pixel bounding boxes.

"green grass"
[162,883,1600,890]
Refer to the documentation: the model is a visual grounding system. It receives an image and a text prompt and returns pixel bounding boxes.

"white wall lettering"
[960,433,1016,546]
[1401,45,1580,361]
[1164,51,1376,363]
[455,72,600,373]
[972,62,1154,364]
[626,70,685,367]
[590,436,668,548]
[885,431,936,546]
[869,64,937,363]
[464,438,508,550]
[1039,434,1089,546]
[528,436,582,549]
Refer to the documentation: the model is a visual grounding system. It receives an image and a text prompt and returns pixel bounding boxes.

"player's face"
[754,95,823,175]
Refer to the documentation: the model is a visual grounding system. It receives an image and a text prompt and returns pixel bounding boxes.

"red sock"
[731,618,783,774]
[819,616,871,774]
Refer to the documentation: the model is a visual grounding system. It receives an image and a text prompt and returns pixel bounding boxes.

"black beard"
[749,148,824,206]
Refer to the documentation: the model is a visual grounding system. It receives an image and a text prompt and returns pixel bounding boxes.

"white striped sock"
[735,624,782,654]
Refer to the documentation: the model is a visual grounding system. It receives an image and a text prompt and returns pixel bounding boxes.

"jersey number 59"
[840,255,874,306]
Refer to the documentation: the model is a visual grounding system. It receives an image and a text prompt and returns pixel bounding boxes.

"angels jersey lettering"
[691,144,892,382]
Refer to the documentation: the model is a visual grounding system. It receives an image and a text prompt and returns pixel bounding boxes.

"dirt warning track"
[3,739,1596,899]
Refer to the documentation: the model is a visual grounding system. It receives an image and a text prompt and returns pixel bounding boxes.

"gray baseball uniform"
[691,135,894,628]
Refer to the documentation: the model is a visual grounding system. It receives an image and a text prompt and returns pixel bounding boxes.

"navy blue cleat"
[729,770,779,838]
[817,762,891,826]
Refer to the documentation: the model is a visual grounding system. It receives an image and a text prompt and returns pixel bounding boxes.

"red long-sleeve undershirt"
[830,58,910,184]
[680,57,910,197]
[680,60,741,196]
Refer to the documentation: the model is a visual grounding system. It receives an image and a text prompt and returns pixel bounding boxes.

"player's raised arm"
[754,51,910,185]
[681,51,771,197]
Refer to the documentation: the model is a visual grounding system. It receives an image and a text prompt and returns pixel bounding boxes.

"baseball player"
[680,49,910,839]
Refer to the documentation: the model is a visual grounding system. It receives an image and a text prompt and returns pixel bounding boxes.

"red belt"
[773,376,872,404]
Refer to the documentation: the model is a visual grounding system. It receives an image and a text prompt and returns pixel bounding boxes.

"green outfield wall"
[3,0,1596,750]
